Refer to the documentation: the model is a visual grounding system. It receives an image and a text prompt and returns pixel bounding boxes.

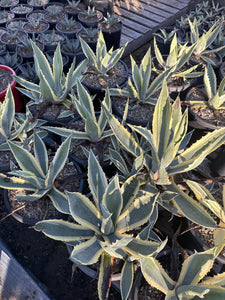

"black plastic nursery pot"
[37,30,65,51]
[77,10,103,28]
[190,52,223,70]
[26,9,46,23]
[84,0,113,17]
[112,96,153,127]
[6,17,27,31]
[0,11,15,27]
[99,21,123,51]
[43,2,66,29]
[189,222,225,272]
[153,30,174,55]
[27,0,50,10]
[187,106,225,130]
[152,55,201,101]
[186,86,225,130]
[64,1,87,19]
[55,21,83,39]
[153,26,185,55]
[10,4,34,18]
[0,30,28,52]
[61,44,85,67]
[3,189,63,226]
[16,40,44,63]
[0,43,6,56]
[23,20,50,37]
[168,78,197,101]
[3,160,84,226]
[27,100,76,128]
[0,0,19,10]
[82,60,129,110]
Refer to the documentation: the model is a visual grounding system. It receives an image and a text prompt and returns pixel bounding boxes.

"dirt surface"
[0,188,120,300]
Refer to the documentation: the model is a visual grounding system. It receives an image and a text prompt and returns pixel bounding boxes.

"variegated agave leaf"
[35,150,165,300]
[42,84,113,142]
[140,248,221,300]
[80,31,127,79]
[192,19,225,61]
[104,79,225,192]
[14,41,87,104]
[110,48,171,105]
[0,86,28,150]
[186,180,225,255]
[189,63,225,109]
[205,64,225,109]
[153,34,199,80]
[0,135,72,214]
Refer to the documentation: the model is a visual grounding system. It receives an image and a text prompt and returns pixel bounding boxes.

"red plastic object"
[0,65,23,112]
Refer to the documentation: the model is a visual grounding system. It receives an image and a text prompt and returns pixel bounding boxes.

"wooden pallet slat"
[117,1,169,23]
[136,0,181,13]
[115,5,159,28]
[155,0,188,9]
[118,15,151,34]
[114,0,192,55]
[116,0,174,19]
[115,0,178,14]
[121,26,143,39]
[120,34,134,45]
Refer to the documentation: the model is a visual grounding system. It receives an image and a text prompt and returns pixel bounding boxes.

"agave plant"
[0,52,22,70]
[153,27,178,44]
[104,81,225,185]
[188,18,225,65]
[45,4,63,16]
[187,63,225,109]
[0,86,45,151]
[41,80,113,143]
[0,134,72,214]
[62,38,82,54]
[80,30,127,80]
[57,15,81,31]
[101,12,120,29]
[0,86,26,150]
[102,81,225,227]
[66,0,81,9]
[34,150,166,300]
[78,27,99,42]
[107,145,145,182]
[153,33,202,81]
[14,41,87,106]
[140,247,225,300]
[79,5,98,18]
[186,180,225,256]
[109,48,170,105]
[16,62,39,84]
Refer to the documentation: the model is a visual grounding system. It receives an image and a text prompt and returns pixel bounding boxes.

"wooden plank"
[129,2,174,19]
[0,240,51,300]
[120,0,192,56]
[136,0,185,13]
[120,34,133,45]
[118,15,151,33]
[154,0,188,9]
[122,26,142,39]
[175,0,190,3]
[114,6,159,28]
[116,1,170,22]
